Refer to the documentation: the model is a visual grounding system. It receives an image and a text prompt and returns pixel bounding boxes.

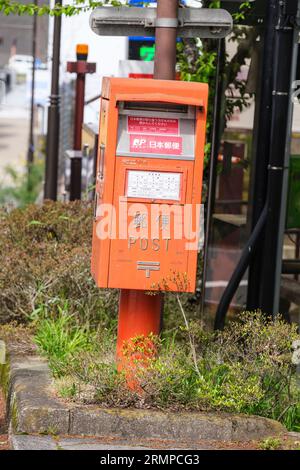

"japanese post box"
[91,78,208,293]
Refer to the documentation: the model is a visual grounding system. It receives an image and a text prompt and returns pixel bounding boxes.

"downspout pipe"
[214,204,268,330]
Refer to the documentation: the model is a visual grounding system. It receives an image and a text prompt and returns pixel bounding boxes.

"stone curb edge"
[0,346,286,442]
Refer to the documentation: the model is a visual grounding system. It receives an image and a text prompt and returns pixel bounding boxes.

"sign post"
[66,45,96,201]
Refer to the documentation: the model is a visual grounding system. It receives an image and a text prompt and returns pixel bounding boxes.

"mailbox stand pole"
[154,0,178,80]
[117,1,178,375]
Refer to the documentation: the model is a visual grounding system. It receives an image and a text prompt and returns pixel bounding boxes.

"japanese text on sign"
[130,135,183,155]
[128,116,179,136]
[126,170,181,200]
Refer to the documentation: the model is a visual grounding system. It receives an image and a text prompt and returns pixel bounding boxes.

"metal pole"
[44,1,62,200]
[27,0,37,170]
[260,0,300,316]
[74,73,85,151]
[154,0,178,80]
[214,0,300,326]
[246,0,277,310]
[201,39,224,315]
[70,69,85,202]
[214,205,268,330]
[117,0,179,376]
[67,46,96,201]
[69,155,82,201]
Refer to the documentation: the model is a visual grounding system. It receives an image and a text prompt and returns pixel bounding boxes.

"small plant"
[34,305,92,373]
[122,333,159,367]
[0,161,44,207]
[55,377,78,400]
[259,437,282,451]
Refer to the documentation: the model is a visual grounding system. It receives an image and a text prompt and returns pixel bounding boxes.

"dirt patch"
[0,324,36,356]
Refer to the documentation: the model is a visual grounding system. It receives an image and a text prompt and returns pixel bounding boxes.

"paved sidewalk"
[10,434,256,451]
[9,432,300,451]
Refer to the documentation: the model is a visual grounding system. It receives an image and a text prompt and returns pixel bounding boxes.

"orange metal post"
[116,290,162,371]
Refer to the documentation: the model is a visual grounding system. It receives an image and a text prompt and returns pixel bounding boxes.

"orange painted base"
[116,289,162,388]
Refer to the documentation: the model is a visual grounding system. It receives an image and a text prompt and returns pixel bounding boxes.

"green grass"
[35,314,91,362]
[32,309,300,432]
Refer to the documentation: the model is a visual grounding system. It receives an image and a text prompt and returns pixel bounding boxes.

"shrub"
[0,201,181,328]
[39,311,300,432]
[0,201,118,326]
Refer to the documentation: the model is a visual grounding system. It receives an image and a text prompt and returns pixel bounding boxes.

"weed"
[34,306,93,371]
[259,437,282,451]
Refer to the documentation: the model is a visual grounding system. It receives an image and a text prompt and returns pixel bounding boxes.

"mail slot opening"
[122,101,189,115]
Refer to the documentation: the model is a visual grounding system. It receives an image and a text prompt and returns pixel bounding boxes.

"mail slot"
[91,77,208,293]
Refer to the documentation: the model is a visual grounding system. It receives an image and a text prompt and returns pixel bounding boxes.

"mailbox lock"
[97,171,104,181]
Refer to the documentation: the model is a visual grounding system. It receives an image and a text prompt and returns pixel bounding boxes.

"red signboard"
[128,73,153,79]
[128,116,179,136]
[129,134,183,155]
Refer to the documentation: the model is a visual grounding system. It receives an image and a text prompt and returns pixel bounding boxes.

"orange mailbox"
[92,77,208,293]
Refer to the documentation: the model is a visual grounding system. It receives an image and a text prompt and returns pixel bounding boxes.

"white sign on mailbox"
[126,170,181,200]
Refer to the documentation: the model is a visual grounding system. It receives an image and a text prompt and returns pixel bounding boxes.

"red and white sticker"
[130,135,183,156]
[128,73,153,79]
[128,116,179,136]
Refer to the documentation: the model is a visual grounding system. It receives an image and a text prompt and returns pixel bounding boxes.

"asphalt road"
[0,83,29,186]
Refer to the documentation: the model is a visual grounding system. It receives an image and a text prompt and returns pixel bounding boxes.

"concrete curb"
[0,350,286,442]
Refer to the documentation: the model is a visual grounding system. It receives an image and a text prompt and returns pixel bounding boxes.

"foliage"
[178,1,253,119]
[34,304,93,363]
[0,1,104,17]
[0,161,44,207]
[0,201,193,326]
[259,437,282,451]
[34,309,300,432]
[0,0,252,18]
[0,203,299,430]
[0,201,116,325]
